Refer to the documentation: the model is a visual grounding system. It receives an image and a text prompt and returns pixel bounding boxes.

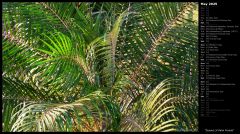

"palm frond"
[9,91,120,132]
[2,2,198,132]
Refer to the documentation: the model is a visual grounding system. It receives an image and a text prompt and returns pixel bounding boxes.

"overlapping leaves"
[2,2,198,132]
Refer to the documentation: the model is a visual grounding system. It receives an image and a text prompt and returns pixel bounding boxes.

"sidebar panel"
[199,1,240,133]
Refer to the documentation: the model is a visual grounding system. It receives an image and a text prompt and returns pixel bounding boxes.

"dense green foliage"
[2,2,198,132]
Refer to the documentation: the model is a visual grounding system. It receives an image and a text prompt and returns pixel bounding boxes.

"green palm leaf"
[2,2,198,132]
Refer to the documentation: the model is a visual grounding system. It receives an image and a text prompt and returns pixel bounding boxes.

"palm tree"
[2,2,198,132]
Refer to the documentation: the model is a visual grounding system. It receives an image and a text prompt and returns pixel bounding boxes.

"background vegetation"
[2,2,198,132]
